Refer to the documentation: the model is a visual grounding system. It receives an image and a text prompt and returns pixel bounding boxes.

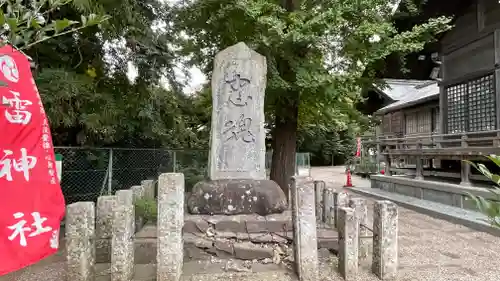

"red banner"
[355,137,361,157]
[0,45,65,275]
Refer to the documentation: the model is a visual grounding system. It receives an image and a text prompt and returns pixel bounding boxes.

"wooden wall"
[440,0,500,134]
[380,101,439,137]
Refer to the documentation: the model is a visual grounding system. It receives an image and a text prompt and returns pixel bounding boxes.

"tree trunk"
[270,99,299,201]
[272,0,300,200]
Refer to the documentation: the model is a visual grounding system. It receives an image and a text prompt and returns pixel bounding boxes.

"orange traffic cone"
[344,168,353,187]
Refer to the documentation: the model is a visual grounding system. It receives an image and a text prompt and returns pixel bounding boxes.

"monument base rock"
[187,179,287,215]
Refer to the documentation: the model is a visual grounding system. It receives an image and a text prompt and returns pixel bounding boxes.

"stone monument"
[187,42,287,215]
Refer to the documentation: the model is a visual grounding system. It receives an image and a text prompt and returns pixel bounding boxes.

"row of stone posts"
[291,179,398,281]
[65,174,185,281]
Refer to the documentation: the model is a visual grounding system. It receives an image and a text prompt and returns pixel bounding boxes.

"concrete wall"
[370,175,497,211]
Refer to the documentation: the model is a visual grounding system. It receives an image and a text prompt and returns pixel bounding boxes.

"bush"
[466,155,500,228]
[135,198,158,223]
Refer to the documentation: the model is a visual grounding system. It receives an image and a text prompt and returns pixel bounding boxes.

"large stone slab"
[188,179,287,215]
[208,42,267,180]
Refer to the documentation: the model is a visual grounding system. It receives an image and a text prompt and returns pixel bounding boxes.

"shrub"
[466,155,500,228]
[135,198,158,223]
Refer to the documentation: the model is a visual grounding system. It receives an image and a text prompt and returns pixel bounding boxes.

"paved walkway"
[3,167,500,281]
[313,166,500,281]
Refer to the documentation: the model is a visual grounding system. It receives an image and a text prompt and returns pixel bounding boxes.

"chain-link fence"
[54,147,208,204]
[55,147,311,205]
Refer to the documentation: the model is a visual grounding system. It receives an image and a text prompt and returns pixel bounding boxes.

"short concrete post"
[338,207,359,281]
[96,195,117,263]
[290,177,300,269]
[66,202,95,281]
[141,179,155,200]
[334,191,349,229]
[157,173,184,281]
[111,191,135,281]
[292,176,319,281]
[314,180,325,223]
[349,198,369,260]
[131,185,145,230]
[116,189,135,233]
[372,201,398,280]
[323,187,334,225]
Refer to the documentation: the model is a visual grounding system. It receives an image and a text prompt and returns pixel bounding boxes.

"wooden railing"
[363,130,500,147]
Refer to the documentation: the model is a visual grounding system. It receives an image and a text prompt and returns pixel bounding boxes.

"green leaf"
[0,10,5,26]
[6,17,18,33]
[486,154,500,168]
[30,18,42,29]
[54,19,78,33]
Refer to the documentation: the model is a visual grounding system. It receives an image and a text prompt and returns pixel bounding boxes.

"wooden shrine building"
[364,0,500,211]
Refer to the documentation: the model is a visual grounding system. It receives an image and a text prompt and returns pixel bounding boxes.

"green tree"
[0,0,108,86]
[16,0,204,149]
[172,0,452,195]
[0,0,108,50]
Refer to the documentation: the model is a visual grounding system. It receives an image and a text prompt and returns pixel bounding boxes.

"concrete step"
[94,261,298,281]
[133,225,338,264]
[348,186,500,237]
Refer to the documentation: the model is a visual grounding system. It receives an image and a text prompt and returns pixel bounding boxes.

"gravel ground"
[2,167,500,281]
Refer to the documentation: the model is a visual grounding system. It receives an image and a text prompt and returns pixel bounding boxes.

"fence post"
[108,148,113,195]
[291,176,319,281]
[372,200,398,280]
[314,181,325,223]
[173,151,177,173]
[157,173,184,281]
[96,195,117,263]
[349,198,369,260]
[334,191,349,229]
[323,187,334,225]
[111,194,135,281]
[338,207,359,280]
[66,202,95,281]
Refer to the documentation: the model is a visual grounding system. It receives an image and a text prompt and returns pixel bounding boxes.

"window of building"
[405,113,417,134]
[446,74,496,133]
[383,114,391,133]
[417,111,431,133]
[405,110,432,135]
[432,107,440,133]
[468,74,496,132]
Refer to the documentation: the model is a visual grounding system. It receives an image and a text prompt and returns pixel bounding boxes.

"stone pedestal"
[187,179,287,215]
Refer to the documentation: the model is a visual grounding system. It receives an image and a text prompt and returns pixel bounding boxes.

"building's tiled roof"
[375,79,432,100]
[375,79,439,114]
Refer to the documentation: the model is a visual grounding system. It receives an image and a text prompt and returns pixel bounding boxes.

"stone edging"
[348,187,500,237]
